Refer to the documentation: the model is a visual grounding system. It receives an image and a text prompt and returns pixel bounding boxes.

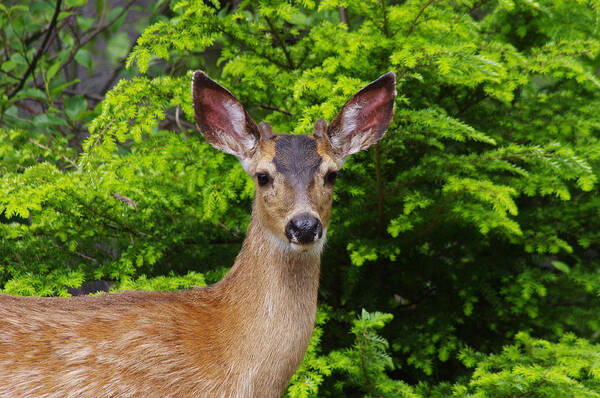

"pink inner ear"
[195,87,245,137]
[328,72,396,157]
[192,71,262,159]
[345,88,392,135]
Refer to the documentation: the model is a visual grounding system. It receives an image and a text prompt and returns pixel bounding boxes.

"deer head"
[192,72,396,252]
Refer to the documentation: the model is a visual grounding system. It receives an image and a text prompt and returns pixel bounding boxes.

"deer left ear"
[327,72,396,162]
[192,71,261,164]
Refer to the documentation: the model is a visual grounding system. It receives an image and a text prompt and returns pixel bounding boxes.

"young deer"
[0,71,396,397]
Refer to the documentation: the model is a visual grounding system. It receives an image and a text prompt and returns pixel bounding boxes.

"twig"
[175,107,185,133]
[59,188,146,237]
[375,143,385,237]
[358,329,377,397]
[0,24,47,60]
[63,88,105,102]
[62,0,136,69]
[0,69,22,81]
[258,104,293,116]
[54,243,97,262]
[16,102,41,115]
[7,0,63,99]
[406,0,438,36]
[219,27,293,70]
[100,34,140,93]
[264,16,295,69]
[296,47,311,69]
[28,139,78,169]
[418,189,465,238]
[380,0,390,37]
[457,87,488,115]
[164,112,196,130]
[28,139,50,150]
[112,193,137,209]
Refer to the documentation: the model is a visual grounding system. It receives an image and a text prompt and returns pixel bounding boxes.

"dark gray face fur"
[273,135,322,187]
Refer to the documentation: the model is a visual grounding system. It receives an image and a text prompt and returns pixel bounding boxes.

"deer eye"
[255,172,272,187]
[325,170,338,185]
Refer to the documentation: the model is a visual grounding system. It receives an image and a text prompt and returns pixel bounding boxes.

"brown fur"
[0,217,320,397]
[0,71,395,397]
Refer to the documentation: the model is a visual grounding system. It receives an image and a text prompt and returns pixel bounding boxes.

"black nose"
[285,213,323,244]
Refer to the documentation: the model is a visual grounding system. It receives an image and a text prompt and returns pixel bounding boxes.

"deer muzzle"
[285,213,323,244]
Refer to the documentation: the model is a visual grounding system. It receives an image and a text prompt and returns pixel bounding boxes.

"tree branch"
[100,34,140,93]
[60,188,146,237]
[219,28,292,70]
[375,143,385,237]
[338,7,349,26]
[7,0,63,99]
[63,88,105,102]
[62,0,136,69]
[457,92,488,115]
[258,104,293,116]
[406,0,438,37]
[380,0,390,37]
[264,16,295,69]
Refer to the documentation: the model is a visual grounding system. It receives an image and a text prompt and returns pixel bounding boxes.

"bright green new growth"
[2,0,600,395]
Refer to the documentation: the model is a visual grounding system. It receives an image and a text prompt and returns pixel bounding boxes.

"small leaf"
[65,95,88,121]
[66,0,87,7]
[45,60,62,81]
[50,79,81,96]
[74,49,93,70]
[77,16,95,31]
[551,261,570,274]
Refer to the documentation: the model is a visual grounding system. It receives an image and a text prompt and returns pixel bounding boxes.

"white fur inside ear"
[224,99,245,137]
[331,103,376,156]
[213,131,245,156]
[212,99,257,158]
[340,103,361,138]
[331,103,361,154]
[346,128,375,155]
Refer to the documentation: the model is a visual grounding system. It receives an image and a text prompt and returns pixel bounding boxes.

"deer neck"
[223,213,321,324]
[215,212,322,386]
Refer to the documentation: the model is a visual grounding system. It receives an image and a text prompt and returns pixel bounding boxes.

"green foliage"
[287,309,420,398]
[0,0,155,139]
[1,130,249,295]
[2,0,600,396]
[117,271,206,292]
[326,310,419,398]
[289,310,600,398]
[452,332,600,397]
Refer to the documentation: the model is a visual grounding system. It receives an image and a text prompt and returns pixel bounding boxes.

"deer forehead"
[257,135,336,184]
[273,135,322,186]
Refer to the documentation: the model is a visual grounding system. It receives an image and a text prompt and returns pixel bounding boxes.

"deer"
[0,71,396,398]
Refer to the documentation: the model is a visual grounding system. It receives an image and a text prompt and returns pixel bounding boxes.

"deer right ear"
[326,72,396,163]
[192,72,261,166]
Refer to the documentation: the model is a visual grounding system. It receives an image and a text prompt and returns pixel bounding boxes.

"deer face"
[192,72,396,252]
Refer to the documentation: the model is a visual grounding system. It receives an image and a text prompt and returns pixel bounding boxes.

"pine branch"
[219,27,293,70]
[258,103,293,116]
[60,188,146,237]
[406,0,438,37]
[100,34,140,93]
[380,0,390,37]
[264,16,295,69]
